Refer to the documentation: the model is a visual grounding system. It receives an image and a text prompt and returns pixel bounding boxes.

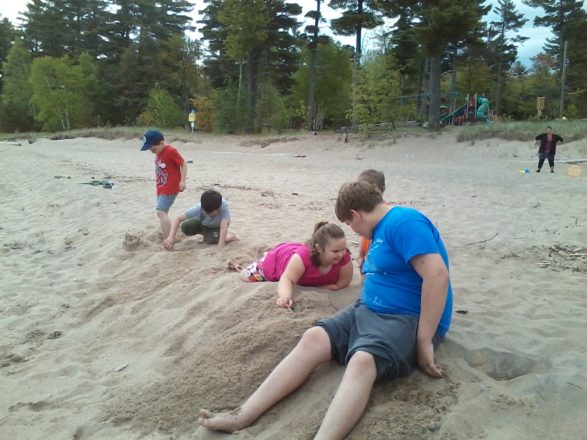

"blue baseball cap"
[141,130,164,151]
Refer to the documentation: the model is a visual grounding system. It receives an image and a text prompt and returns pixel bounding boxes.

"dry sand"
[1,130,586,440]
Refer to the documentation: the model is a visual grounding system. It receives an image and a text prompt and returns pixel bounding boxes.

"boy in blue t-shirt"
[198,181,451,439]
[163,189,239,250]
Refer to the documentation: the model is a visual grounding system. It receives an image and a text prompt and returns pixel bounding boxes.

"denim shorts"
[156,194,177,212]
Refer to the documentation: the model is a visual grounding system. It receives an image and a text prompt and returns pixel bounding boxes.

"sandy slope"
[1,131,586,439]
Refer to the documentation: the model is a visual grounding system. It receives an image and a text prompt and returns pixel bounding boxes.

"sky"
[0,0,555,65]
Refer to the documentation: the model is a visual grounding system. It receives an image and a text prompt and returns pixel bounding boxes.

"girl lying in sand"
[240,222,353,308]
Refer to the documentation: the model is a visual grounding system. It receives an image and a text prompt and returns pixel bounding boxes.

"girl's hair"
[306,221,346,266]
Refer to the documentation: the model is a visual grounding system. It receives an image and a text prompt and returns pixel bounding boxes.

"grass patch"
[457,120,587,143]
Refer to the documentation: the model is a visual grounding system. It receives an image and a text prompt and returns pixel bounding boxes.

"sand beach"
[1,131,586,439]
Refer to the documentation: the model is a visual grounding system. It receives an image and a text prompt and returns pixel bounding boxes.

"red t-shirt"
[155,145,185,195]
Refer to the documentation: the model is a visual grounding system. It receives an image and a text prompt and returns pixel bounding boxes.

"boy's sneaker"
[536,169,540,173]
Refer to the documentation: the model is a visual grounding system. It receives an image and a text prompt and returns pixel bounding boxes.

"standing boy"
[141,130,187,239]
[199,181,452,439]
[163,189,239,250]
[535,126,563,173]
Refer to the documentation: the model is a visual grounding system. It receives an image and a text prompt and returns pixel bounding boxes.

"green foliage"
[137,84,184,128]
[353,51,400,127]
[0,39,36,132]
[190,96,214,132]
[256,83,288,133]
[30,55,97,131]
[218,0,270,63]
[212,84,245,133]
[0,17,15,69]
[329,0,383,56]
[292,41,352,128]
[526,54,559,118]
[201,0,301,132]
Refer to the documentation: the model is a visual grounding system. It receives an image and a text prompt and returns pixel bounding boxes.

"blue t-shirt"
[184,200,231,228]
[361,206,453,336]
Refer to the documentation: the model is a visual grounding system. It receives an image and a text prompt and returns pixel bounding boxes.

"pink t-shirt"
[261,242,351,286]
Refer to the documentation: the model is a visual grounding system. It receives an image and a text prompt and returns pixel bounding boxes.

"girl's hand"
[276,296,293,308]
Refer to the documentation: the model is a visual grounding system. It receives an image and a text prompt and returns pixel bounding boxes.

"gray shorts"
[317,301,441,382]
[156,194,177,212]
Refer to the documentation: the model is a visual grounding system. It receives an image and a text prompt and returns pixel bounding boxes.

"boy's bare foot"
[198,409,243,432]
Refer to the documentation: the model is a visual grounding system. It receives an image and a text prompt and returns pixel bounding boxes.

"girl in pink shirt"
[241,222,353,308]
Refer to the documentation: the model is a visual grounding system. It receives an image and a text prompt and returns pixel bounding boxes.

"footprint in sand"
[465,348,539,381]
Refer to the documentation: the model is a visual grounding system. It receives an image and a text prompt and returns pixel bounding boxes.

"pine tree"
[489,0,528,116]
[0,39,36,131]
[201,0,302,132]
[329,0,383,61]
[0,17,16,69]
[524,0,587,116]
[415,0,490,128]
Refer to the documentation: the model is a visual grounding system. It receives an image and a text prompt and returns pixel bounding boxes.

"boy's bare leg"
[199,326,332,432]
[314,351,377,440]
[157,210,171,239]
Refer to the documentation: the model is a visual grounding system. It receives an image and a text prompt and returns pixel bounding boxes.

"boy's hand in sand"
[417,339,443,378]
[163,237,175,250]
[276,296,293,308]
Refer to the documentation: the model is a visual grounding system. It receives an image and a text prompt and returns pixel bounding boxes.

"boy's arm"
[179,162,187,192]
[323,260,354,291]
[276,254,305,308]
[163,213,187,250]
[217,218,229,248]
[357,242,366,271]
[411,253,449,378]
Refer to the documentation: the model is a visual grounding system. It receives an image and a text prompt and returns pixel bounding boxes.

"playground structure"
[440,94,491,126]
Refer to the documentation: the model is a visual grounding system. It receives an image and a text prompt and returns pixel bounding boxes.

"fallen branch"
[465,232,498,246]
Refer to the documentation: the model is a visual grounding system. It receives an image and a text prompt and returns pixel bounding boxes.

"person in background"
[535,126,563,173]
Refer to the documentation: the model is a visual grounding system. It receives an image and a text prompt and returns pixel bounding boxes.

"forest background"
[0,0,586,134]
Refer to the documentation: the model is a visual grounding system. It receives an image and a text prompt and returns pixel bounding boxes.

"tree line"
[0,0,586,134]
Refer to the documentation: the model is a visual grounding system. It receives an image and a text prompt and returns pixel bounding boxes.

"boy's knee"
[347,351,377,378]
[299,327,330,351]
[296,327,332,362]
[156,210,168,219]
[180,221,194,236]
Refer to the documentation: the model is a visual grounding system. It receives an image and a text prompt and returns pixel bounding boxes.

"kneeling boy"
[163,189,239,250]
